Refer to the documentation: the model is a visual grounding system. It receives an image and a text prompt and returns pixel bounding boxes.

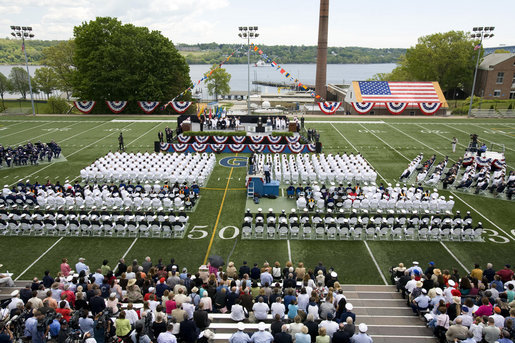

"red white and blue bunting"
[171,144,189,153]
[177,135,191,144]
[106,101,128,114]
[285,136,300,144]
[232,136,246,144]
[463,155,475,166]
[170,102,193,114]
[289,143,304,153]
[476,156,491,168]
[137,101,160,114]
[351,102,374,114]
[74,101,96,114]
[192,142,208,152]
[418,102,442,115]
[213,136,228,144]
[268,136,282,144]
[228,144,246,153]
[317,102,342,115]
[250,136,265,144]
[250,145,266,153]
[269,144,286,153]
[386,102,408,115]
[210,144,225,151]
[195,136,210,144]
[493,159,505,169]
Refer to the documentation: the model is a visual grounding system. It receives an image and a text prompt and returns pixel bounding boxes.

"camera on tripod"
[37,312,56,332]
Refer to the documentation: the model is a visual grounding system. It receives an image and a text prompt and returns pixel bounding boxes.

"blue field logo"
[219,156,247,168]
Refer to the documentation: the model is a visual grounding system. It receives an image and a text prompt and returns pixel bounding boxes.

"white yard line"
[14,237,64,281]
[306,120,386,124]
[439,241,470,274]
[0,121,52,139]
[414,123,515,169]
[10,122,134,186]
[471,123,515,140]
[113,238,139,273]
[442,123,515,153]
[126,122,161,146]
[385,123,457,163]
[287,240,292,262]
[330,123,388,184]
[357,123,410,162]
[363,241,388,285]
[450,191,514,241]
[11,121,83,147]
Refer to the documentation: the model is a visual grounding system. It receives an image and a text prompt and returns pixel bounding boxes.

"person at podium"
[264,163,271,184]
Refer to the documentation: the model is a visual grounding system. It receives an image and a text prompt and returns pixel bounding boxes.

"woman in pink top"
[475,297,493,317]
[60,258,71,277]
[165,294,177,314]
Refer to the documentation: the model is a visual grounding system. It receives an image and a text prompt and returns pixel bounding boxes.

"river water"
[0,63,395,99]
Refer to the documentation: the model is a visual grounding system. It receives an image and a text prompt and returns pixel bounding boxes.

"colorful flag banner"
[165,44,245,109]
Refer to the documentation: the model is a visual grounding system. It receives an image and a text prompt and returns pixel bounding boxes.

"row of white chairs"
[80,152,215,185]
[254,153,377,184]
[0,218,187,239]
[241,222,483,242]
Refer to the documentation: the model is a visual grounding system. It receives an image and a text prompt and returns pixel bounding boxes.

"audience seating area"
[80,151,216,185]
[253,153,377,184]
[241,208,482,241]
[0,207,189,238]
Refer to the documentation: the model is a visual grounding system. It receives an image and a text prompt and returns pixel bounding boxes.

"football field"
[0,115,514,284]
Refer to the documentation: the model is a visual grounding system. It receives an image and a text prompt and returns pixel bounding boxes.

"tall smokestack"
[315,0,329,100]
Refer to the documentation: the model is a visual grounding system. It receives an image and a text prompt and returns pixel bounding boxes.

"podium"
[247,175,279,197]
[181,122,191,132]
[289,122,298,132]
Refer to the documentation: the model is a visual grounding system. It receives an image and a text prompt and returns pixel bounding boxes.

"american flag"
[358,81,440,103]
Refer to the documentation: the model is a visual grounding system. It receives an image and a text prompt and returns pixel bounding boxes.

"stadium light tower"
[468,26,495,117]
[238,26,259,115]
[10,25,36,116]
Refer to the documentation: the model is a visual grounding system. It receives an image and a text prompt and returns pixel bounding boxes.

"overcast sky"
[1,0,514,48]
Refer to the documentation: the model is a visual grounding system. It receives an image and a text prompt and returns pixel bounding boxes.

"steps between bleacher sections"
[0,283,435,343]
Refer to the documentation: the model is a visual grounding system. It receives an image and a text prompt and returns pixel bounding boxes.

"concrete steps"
[206,285,434,343]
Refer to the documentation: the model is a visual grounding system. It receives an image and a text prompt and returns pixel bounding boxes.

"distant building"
[474,53,515,100]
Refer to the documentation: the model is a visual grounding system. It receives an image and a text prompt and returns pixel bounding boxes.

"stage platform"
[190,122,291,135]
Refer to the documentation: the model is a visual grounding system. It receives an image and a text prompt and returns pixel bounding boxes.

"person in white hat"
[351,323,372,343]
[229,322,250,343]
[7,290,23,311]
[405,261,423,277]
[250,322,273,343]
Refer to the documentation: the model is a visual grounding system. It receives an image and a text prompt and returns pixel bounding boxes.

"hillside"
[0,38,405,65]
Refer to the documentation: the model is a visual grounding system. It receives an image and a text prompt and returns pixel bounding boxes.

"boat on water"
[253,60,270,67]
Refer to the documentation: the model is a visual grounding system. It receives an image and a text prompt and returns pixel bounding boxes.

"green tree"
[42,40,76,99]
[377,31,477,95]
[72,17,191,113]
[33,67,58,99]
[0,72,9,108]
[205,64,231,100]
[46,96,71,114]
[8,67,30,99]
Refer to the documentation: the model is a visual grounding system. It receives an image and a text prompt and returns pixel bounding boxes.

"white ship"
[253,60,270,67]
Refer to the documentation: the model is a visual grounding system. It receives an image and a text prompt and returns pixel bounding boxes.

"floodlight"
[238,33,242,37]
[478,27,483,31]
[249,26,253,31]
[23,32,28,37]
[29,34,34,38]
[489,34,494,38]
[249,32,254,37]
[255,33,259,37]
[11,32,15,37]
[10,26,15,30]
[27,27,32,31]
[239,26,243,31]
[15,26,21,30]
[473,27,478,31]
[243,33,247,37]
[16,32,21,36]
[490,27,495,31]
[254,26,258,30]
[22,26,27,30]
[243,26,247,30]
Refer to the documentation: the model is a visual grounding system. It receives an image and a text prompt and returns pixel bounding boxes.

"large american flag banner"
[356,81,441,103]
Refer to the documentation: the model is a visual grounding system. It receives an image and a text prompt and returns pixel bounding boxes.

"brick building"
[475,53,515,99]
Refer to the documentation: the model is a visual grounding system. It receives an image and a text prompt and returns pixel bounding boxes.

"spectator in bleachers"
[230,322,251,343]
[275,324,293,343]
[251,322,274,343]
[483,317,501,343]
[445,317,468,342]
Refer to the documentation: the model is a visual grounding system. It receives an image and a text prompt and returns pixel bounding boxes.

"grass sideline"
[0,115,513,284]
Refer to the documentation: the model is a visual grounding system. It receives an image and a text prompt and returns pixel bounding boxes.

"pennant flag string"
[249,43,329,103]
[164,44,245,109]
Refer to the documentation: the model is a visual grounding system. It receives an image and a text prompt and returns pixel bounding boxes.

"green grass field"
[0,115,513,284]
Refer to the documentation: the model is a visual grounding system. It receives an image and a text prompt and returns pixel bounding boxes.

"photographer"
[93,308,114,343]
[0,321,13,343]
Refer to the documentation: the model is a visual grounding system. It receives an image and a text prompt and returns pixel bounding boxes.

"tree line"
[0,38,405,65]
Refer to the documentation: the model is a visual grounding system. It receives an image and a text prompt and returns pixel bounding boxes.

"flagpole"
[10,26,36,116]
[467,27,494,118]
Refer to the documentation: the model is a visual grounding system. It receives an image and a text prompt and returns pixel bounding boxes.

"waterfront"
[0,63,396,99]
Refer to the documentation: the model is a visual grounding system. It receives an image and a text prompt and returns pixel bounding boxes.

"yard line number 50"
[187,225,240,240]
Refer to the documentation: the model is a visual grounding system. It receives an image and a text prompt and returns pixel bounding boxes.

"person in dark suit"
[332,323,351,343]
[118,133,124,151]
[180,313,199,343]
[274,325,293,343]
[239,261,250,279]
[158,131,164,143]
